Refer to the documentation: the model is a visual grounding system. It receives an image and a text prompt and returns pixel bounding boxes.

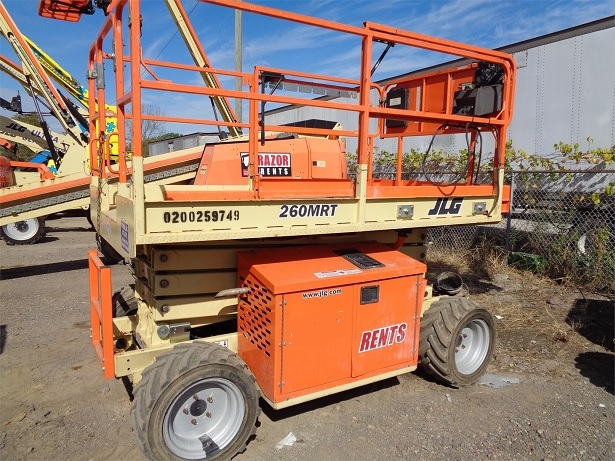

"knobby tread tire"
[575,218,615,258]
[419,297,496,387]
[131,341,260,461]
[112,285,139,317]
[99,238,124,265]
[0,218,46,245]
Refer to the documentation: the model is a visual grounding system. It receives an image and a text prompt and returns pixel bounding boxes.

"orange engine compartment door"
[237,243,426,405]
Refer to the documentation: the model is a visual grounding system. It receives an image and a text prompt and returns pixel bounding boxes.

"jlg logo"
[5,122,26,133]
[427,197,463,216]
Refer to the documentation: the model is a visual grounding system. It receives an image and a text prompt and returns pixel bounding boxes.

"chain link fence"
[427,170,615,295]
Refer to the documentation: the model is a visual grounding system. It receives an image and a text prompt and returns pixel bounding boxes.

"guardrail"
[88,249,115,379]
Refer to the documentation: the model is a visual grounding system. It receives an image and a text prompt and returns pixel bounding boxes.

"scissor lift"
[42,0,515,459]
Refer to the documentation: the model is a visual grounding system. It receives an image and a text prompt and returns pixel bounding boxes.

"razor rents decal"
[358,323,407,353]
[241,153,291,177]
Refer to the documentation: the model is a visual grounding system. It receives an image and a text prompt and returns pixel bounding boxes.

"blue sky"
[1,0,614,133]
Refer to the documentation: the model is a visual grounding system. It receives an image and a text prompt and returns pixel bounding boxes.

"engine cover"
[237,242,427,406]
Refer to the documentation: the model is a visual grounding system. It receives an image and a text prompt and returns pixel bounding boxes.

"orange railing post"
[88,249,115,379]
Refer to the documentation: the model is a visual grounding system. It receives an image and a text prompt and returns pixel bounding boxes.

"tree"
[14,113,42,127]
[126,104,169,156]
[140,104,166,141]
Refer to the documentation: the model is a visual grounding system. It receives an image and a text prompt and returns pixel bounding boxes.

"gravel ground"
[0,213,613,461]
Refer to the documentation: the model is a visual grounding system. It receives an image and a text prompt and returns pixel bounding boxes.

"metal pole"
[505,171,515,252]
[235,4,242,123]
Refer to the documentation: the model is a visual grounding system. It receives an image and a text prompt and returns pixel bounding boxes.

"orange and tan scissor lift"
[39,1,515,459]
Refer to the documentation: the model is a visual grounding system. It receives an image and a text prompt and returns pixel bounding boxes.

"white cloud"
[243,24,342,59]
[3,0,612,139]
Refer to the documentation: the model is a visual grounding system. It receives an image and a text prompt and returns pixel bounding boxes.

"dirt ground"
[1,213,613,461]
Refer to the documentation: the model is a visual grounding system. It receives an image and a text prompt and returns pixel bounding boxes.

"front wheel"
[575,218,614,258]
[131,342,260,461]
[0,217,46,245]
[112,285,139,317]
[419,297,496,386]
[99,238,124,265]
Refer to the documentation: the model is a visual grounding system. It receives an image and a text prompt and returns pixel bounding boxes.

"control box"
[237,242,427,407]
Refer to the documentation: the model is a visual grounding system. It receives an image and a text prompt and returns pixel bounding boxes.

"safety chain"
[95,131,104,255]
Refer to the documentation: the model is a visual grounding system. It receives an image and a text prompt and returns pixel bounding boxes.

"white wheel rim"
[577,233,588,254]
[2,219,39,241]
[163,377,245,459]
[455,318,490,375]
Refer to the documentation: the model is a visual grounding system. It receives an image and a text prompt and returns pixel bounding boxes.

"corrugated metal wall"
[508,27,614,156]
[149,133,220,156]
[265,19,614,159]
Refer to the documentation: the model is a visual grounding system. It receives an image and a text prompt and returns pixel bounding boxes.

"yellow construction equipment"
[0,0,238,248]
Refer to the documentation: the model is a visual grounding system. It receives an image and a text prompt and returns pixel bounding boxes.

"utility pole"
[234,3,242,123]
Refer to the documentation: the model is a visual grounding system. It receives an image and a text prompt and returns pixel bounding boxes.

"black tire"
[112,285,139,317]
[419,297,496,387]
[132,342,260,461]
[0,217,46,245]
[575,218,614,259]
[99,237,125,265]
[85,212,95,230]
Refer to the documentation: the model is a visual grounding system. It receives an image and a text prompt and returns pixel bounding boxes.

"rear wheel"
[99,237,124,264]
[132,342,260,461]
[419,297,496,386]
[85,212,95,230]
[0,217,46,245]
[576,218,614,258]
[112,285,139,317]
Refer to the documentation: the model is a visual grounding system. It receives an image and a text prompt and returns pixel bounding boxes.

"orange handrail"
[78,0,514,200]
[8,160,55,180]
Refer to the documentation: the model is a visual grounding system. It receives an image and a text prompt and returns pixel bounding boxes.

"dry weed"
[427,243,592,355]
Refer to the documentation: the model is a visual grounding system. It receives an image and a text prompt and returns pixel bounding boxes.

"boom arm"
[165,0,241,137]
[23,35,118,122]
[0,114,81,156]
[24,35,89,108]
[38,0,241,138]
[1,54,90,123]
[0,0,86,146]
[0,54,31,91]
